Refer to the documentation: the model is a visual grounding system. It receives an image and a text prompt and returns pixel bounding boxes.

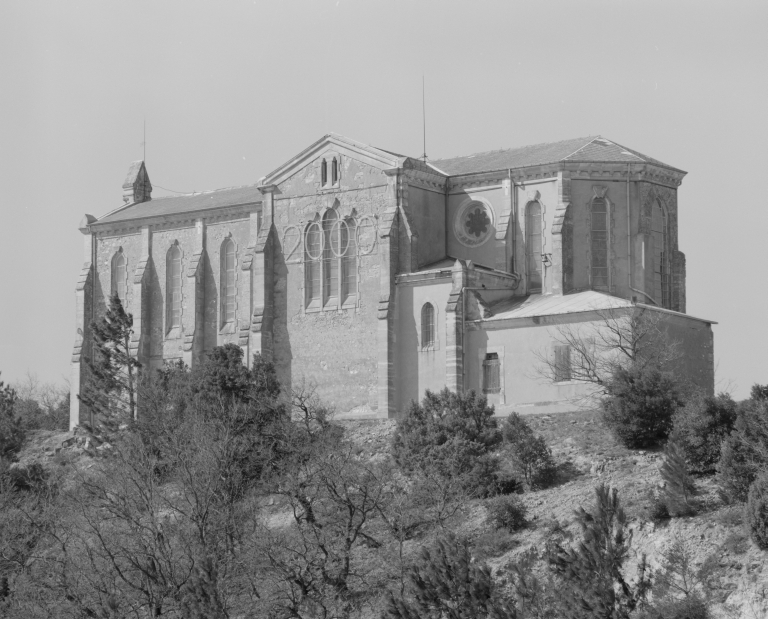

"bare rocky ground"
[340,411,768,619]
[17,412,768,618]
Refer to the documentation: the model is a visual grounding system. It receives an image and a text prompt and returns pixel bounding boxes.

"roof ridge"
[432,135,598,162]
[559,135,602,162]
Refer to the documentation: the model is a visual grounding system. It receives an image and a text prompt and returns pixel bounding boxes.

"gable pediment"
[259,133,406,188]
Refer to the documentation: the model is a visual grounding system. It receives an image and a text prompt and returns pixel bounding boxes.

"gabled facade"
[70,134,715,428]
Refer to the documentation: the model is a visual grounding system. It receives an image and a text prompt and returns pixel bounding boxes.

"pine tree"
[0,376,24,460]
[383,532,517,619]
[548,484,651,619]
[660,441,697,516]
[80,292,141,430]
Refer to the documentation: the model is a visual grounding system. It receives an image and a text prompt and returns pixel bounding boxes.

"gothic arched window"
[526,201,542,292]
[421,303,435,349]
[305,221,322,308]
[220,238,236,326]
[166,244,181,332]
[304,209,358,310]
[591,197,609,290]
[651,200,669,307]
[111,249,126,302]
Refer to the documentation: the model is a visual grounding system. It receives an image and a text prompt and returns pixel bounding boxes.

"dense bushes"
[486,494,528,532]
[669,392,737,473]
[601,364,682,448]
[502,412,557,489]
[717,398,768,502]
[392,388,504,497]
[746,471,768,549]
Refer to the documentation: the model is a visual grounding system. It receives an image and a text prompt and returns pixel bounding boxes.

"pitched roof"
[431,136,684,176]
[481,290,715,325]
[97,184,262,224]
[485,290,633,321]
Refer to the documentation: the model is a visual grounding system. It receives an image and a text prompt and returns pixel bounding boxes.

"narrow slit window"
[221,239,236,325]
[111,250,126,302]
[483,353,500,393]
[651,201,669,307]
[331,157,338,184]
[526,201,542,291]
[421,303,435,348]
[554,345,572,382]
[591,197,609,290]
[321,159,328,186]
[166,245,181,332]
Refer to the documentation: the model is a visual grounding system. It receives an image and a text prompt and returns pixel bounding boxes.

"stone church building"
[70,134,715,428]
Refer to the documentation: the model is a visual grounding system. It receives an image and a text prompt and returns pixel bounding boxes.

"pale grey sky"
[1,0,766,398]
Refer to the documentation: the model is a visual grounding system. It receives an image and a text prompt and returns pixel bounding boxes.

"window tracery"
[166,244,181,332]
[221,238,236,326]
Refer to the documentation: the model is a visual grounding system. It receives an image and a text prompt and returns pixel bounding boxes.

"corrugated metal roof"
[484,290,633,321]
[97,184,261,224]
[432,136,684,176]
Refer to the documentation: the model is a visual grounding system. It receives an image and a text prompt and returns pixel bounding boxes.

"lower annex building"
[70,134,715,428]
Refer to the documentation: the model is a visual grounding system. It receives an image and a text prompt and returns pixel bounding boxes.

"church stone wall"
[93,231,143,314]
[447,185,507,269]
[406,185,446,268]
[271,156,392,413]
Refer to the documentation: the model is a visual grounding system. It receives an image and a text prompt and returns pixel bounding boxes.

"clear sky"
[1,0,766,398]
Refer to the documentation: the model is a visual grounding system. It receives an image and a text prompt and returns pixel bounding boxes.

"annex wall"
[395,279,452,410]
[406,185,446,268]
[465,316,596,415]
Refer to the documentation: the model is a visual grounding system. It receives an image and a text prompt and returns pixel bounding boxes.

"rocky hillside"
[15,410,768,618]
[341,411,768,619]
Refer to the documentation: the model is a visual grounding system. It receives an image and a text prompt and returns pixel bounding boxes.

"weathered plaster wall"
[395,279,452,410]
[465,316,596,415]
[657,312,715,394]
[406,185,446,268]
[447,185,507,269]
[511,180,559,294]
[271,154,391,412]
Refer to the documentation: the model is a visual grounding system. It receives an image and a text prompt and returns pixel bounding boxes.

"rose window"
[454,200,494,247]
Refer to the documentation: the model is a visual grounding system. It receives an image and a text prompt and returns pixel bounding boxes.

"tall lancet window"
[322,209,339,303]
[651,200,669,307]
[221,238,236,326]
[331,157,339,185]
[166,244,181,332]
[421,303,435,349]
[321,159,328,186]
[526,201,542,292]
[591,197,609,290]
[111,249,127,302]
[305,221,322,308]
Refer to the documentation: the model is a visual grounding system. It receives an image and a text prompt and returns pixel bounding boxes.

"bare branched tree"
[534,306,682,404]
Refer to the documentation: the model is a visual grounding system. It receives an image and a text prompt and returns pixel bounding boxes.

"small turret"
[122,160,152,204]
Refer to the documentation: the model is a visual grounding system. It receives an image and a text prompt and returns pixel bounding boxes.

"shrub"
[751,384,768,401]
[669,392,737,473]
[660,441,698,517]
[383,533,516,619]
[501,412,557,489]
[717,399,768,502]
[0,378,24,460]
[392,388,503,496]
[486,494,527,532]
[601,364,682,448]
[746,471,768,549]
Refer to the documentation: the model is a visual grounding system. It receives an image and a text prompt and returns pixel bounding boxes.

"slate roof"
[485,290,633,321]
[431,136,684,176]
[97,184,262,224]
[481,290,714,325]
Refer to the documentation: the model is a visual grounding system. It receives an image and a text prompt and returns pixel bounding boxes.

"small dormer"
[122,160,152,204]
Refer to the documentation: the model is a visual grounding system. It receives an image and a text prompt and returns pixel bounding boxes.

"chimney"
[122,161,152,204]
